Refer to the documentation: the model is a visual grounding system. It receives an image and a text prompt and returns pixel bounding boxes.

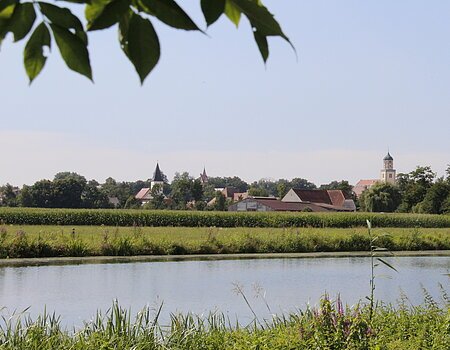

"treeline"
[1,166,449,214]
[0,172,150,209]
[360,166,450,214]
[0,172,352,211]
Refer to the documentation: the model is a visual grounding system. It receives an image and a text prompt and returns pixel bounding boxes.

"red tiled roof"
[254,199,329,212]
[355,179,378,186]
[327,190,346,206]
[292,189,332,205]
[135,188,151,200]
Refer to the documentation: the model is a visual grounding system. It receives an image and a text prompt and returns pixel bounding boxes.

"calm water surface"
[0,256,448,326]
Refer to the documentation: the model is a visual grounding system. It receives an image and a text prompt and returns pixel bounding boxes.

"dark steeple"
[200,167,208,184]
[383,152,393,161]
[153,163,164,182]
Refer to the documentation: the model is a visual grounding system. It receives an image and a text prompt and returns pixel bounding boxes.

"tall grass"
[0,226,448,258]
[1,208,449,228]
[0,295,448,349]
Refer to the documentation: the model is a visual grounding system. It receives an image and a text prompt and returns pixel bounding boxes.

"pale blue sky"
[1,0,449,186]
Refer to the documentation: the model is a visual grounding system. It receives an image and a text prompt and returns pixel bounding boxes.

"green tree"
[147,184,166,209]
[27,179,55,207]
[0,0,291,83]
[363,182,401,213]
[191,179,204,202]
[82,180,110,208]
[250,179,276,196]
[416,179,449,214]
[276,179,289,199]
[0,183,18,207]
[207,176,249,193]
[17,185,33,207]
[53,176,86,208]
[319,180,354,199]
[100,177,134,207]
[290,178,317,190]
[214,191,227,211]
[124,195,141,209]
[248,185,268,197]
[170,172,195,209]
[397,166,436,212]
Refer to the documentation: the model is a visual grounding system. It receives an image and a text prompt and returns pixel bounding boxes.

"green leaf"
[50,24,92,80]
[253,29,268,62]
[86,0,130,31]
[201,0,225,27]
[126,13,160,84]
[60,0,91,3]
[39,2,87,44]
[230,0,289,40]
[376,258,398,273]
[139,0,200,31]
[8,2,36,42]
[224,0,240,27]
[0,0,17,18]
[23,22,51,83]
[373,247,388,251]
[118,10,130,58]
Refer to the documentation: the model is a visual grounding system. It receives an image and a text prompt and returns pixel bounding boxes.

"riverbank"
[0,250,449,267]
[0,297,448,349]
[0,225,448,259]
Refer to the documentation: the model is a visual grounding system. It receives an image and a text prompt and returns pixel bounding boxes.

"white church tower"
[380,152,396,184]
[151,163,164,194]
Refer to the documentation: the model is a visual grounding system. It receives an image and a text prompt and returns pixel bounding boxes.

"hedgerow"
[0,208,449,228]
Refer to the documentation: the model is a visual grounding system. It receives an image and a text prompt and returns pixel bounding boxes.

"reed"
[0,295,448,349]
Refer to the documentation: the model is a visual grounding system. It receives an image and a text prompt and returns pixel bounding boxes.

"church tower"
[151,163,164,194]
[200,167,208,184]
[380,152,396,184]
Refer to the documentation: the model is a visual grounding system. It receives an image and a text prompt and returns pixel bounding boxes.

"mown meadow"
[0,225,448,258]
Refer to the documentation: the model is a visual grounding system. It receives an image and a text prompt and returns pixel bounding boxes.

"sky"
[1,0,449,187]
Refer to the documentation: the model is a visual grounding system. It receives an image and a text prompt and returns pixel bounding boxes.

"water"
[0,256,448,326]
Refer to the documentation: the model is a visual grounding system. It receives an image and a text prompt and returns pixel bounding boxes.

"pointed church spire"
[153,163,164,182]
[200,166,208,184]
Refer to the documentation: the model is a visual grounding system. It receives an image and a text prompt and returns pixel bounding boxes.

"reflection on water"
[0,256,448,326]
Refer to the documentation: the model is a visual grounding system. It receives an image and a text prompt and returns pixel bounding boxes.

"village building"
[207,186,243,207]
[353,179,378,198]
[354,152,397,197]
[282,188,356,211]
[228,197,330,212]
[135,163,165,204]
[229,189,355,212]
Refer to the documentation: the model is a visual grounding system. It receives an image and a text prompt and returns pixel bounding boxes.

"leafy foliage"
[0,0,292,83]
[360,182,402,213]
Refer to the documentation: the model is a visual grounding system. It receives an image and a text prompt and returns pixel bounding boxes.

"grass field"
[0,225,449,258]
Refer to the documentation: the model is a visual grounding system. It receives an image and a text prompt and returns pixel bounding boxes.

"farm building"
[229,189,356,212]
